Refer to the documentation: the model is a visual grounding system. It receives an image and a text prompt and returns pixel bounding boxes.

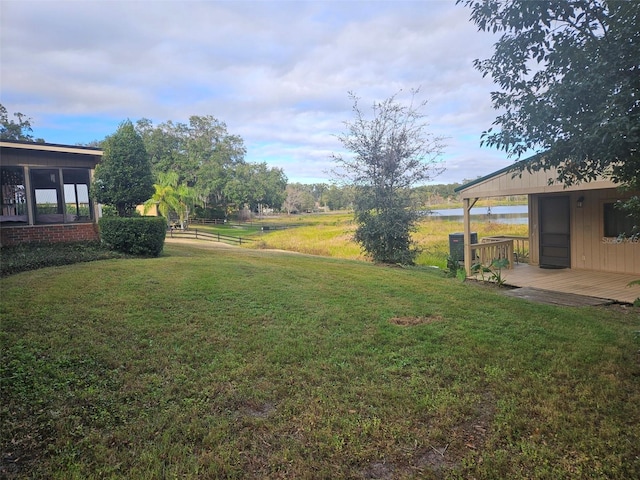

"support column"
[463,197,478,277]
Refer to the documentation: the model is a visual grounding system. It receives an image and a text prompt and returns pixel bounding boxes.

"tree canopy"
[459,0,639,191]
[0,104,44,142]
[136,116,285,217]
[92,120,155,217]
[333,90,445,264]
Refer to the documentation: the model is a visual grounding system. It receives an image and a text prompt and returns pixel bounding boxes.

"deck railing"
[470,236,529,269]
[487,236,529,263]
[471,239,515,269]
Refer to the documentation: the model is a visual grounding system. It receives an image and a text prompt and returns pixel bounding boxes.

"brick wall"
[0,223,100,247]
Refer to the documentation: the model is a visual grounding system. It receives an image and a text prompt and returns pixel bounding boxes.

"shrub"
[99,217,166,256]
[0,242,124,277]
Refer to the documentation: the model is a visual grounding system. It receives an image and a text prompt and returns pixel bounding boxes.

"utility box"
[449,232,477,263]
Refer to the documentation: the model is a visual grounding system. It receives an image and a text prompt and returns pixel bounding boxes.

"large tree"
[224,162,287,214]
[0,104,44,142]
[459,0,640,192]
[283,183,316,214]
[135,116,246,212]
[93,120,155,217]
[332,90,445,264]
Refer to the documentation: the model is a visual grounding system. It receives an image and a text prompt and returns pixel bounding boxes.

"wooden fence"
[167,228,256,246]
[190,218,227,225]
[190,219,304,231]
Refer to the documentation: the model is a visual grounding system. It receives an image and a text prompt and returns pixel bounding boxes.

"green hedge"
[98,217,166,256]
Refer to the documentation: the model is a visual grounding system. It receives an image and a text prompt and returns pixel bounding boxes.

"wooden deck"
[481,263,640,304]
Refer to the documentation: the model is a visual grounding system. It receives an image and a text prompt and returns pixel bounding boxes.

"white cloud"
[1,0,511,183]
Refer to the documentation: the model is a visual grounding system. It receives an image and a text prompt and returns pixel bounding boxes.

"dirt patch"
[414,447,457,473]
[389,315,444,326]
[361,461,394,479]
[242,402,276,419]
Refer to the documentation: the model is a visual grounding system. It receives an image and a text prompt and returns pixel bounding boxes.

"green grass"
[1,242,639,479]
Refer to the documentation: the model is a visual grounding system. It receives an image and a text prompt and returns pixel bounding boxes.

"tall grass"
[254,212,528,267]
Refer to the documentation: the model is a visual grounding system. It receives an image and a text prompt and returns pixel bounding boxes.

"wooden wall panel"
[532,189,639,274]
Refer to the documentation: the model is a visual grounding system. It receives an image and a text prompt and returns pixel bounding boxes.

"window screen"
[603,202,636,237]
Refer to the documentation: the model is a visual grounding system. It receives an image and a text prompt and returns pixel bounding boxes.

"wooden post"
[463,197,478,277]
[463,198,470,277]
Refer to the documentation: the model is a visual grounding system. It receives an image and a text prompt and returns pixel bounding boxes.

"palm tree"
[173,181,196,230]
[144,172,194,229]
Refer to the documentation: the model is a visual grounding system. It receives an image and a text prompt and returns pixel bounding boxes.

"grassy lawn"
[1,242,639,479]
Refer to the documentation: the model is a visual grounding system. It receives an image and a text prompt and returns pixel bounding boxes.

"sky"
[1,0,515,185]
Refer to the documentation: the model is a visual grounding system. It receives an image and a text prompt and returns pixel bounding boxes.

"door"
[539,196,570,268]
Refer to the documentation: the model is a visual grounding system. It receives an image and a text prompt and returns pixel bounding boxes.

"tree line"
[1,103,471,220]
[3,0,638,263]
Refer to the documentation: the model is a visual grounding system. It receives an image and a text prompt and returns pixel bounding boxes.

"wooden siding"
[529,190,639,274]
[458,166,618,199]
[574,189,638,274]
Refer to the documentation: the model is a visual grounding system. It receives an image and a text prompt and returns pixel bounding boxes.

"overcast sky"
[1,0,515,184]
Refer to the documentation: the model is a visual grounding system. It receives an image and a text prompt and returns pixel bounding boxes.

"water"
[424,205,528,225]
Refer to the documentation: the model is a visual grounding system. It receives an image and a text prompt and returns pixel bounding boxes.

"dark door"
[539,196,570,268]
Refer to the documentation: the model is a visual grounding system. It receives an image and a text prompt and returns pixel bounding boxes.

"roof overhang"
[455,156,619,199]
[0,140,103,156]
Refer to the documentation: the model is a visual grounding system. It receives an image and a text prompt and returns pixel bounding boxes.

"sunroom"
[1,140,103,246]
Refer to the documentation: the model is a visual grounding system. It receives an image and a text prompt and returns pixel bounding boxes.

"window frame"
[603,202,636,238]
[0,166,28,224]
[30,167,94,224]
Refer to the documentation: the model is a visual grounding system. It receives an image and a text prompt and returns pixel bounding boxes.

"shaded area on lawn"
[0,242,127,277]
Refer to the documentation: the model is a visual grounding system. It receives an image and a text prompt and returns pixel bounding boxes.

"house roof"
[0,139,103,156]
[454,154,619,199]
[454,158,528,193]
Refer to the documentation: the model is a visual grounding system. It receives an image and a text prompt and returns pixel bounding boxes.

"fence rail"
[190,218,227,225]
[167,228,256,246]
[189,219,304,231]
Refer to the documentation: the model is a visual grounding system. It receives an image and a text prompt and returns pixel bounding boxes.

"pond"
[424,205,528,225]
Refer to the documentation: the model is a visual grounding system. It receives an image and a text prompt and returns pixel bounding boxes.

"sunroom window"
[30,168,93,224]
[31,169,63,224]
[63,169,92,221]
[1,166,27,223]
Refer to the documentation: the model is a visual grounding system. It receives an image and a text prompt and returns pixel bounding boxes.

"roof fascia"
[0,140,103,156]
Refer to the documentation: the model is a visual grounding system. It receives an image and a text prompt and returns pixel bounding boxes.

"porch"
[481,263,640,304]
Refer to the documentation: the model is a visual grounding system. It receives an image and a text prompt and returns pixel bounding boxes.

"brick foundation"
[0,223,100,247]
